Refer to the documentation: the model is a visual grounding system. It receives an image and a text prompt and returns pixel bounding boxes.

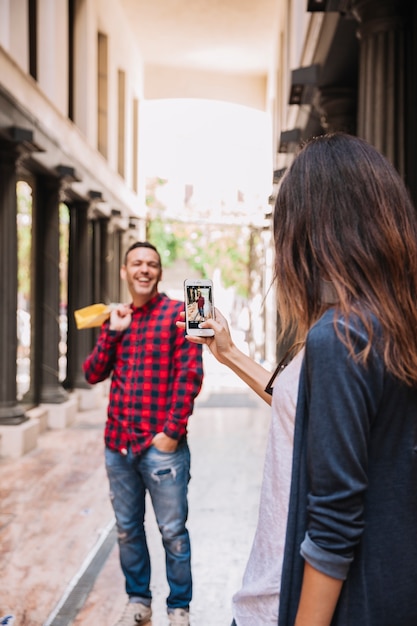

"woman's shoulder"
[307,308,384,364]
[310,307,380,338]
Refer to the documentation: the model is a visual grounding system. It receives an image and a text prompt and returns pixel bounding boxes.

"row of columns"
[2,0,413,426]
[354,0,408,176]
[316,0,410,180]
[0,134,123,424]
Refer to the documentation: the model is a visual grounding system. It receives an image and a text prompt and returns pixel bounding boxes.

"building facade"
[0,0,147,449]
[1,0,416,455]
[273,0,417,201]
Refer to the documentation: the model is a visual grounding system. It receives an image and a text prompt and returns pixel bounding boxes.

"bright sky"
[140,98,273,202]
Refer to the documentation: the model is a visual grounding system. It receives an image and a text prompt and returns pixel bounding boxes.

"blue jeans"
[105,442,192,609]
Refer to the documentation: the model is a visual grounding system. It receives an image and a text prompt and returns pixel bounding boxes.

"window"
[132,98,139,192]
[97,32,108,157]
[117,69,126,177]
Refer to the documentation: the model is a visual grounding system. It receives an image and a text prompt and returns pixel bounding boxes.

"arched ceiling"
[121,0,280,75]
[120,0,280,108]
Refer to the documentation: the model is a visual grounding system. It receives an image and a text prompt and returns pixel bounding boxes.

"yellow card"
[74,303,113,329]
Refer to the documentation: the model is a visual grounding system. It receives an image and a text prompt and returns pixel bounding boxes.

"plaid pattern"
[83,293,203,455]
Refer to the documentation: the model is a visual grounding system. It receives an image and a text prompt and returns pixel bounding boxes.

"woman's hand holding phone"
[178,307,273,405]
[177,308,234,365]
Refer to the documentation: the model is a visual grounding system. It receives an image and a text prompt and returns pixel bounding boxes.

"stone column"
[0,141,26,423]
[351,0,408,174]
[92,216,110,305]
[64,200,93,390]
[30,175,69,404]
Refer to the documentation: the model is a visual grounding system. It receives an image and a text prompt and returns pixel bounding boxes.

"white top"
[232,349,304,625]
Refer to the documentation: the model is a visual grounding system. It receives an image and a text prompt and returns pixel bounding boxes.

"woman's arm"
[293,314,383,625]
[295,562,343,626]
[177,308,272,405]
[217,338,273,405]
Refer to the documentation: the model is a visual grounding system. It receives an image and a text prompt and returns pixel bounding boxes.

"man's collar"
[130,292,162,313]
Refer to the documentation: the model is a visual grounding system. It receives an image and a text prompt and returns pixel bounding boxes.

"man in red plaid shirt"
[83,242,203,626]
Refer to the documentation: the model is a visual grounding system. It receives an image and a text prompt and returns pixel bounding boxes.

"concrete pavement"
[0,349,271,626]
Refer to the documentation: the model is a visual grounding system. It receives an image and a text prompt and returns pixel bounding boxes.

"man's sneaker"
[115,602,152,626]
[167,608,190,625]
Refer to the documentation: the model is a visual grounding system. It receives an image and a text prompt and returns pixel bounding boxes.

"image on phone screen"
[184,280,214,336]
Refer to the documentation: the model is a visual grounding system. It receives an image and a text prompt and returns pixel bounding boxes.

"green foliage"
[17,182,32,305]
[147,217,250,297]
[147,217,180,267]
[16,183,70,309]
[59,203,69,307]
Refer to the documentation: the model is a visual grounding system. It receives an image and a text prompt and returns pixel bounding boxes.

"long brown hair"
[274,133,417,385]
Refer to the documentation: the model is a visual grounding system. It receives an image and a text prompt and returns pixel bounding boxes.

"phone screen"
[184,280,215,336]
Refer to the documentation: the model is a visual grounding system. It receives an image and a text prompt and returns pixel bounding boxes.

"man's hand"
[109,304,132,331]
[152,432,178,452]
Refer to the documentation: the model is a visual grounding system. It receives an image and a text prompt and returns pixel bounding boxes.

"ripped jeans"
[105,442,191,609]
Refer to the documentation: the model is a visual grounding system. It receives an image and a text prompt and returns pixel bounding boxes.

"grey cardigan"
[278,309,417,625]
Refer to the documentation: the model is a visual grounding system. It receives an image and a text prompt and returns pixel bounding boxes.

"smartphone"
[184,278,215,337]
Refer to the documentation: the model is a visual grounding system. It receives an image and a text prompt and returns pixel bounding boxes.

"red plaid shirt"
[83,293,203,456]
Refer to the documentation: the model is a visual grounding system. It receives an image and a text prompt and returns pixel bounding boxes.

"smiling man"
[83,242,203,626]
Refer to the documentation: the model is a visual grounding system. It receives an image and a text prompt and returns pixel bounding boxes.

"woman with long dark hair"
[180,133,417,625]
[275,133,417,625]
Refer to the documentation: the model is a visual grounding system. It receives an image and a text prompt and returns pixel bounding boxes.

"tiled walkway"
[0,352,271,626]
